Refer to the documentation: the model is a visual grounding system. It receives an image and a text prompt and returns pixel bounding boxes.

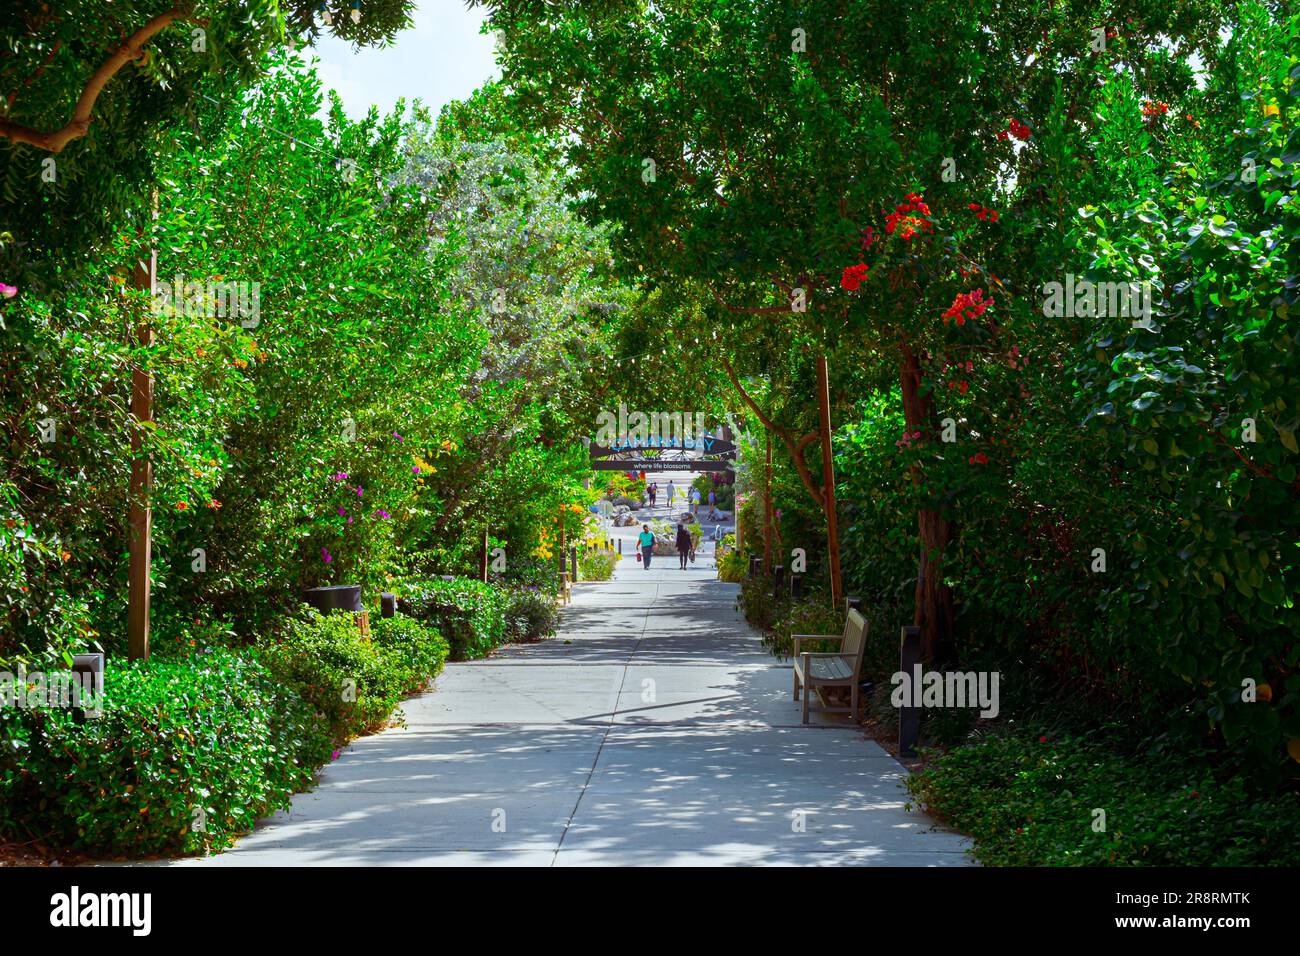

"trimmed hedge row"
[399,577,559,658]
[0,611,450,858]
[0,649,331,857]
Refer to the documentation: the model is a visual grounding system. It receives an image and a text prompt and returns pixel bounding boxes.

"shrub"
[907,729,1300,867]
[737,576,785,632]
[399,577,509,660]
[716,535,747,583]
[502,585,561,642]
[501,555,561,597]
[260,609,422,742]
[579,549,617,581]
[369,614,450,690]
[764,599,845,660]
[0,649,331,858]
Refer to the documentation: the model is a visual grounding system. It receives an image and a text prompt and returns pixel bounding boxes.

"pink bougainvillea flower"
[373,509,390,519]
[0,283,17,299]
[337,506,347,516]
[321,547,333,564]
[355,485,363,497]
[392,431,404,442]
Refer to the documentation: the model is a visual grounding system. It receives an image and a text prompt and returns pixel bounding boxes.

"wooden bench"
[559,571,573,605]
[792,608,868,724]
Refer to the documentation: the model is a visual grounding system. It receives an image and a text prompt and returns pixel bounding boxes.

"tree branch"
[0,6,196,153]
[720,354,825,509]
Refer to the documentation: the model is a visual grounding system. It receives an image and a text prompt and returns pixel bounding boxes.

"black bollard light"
[380,592,397,618]
[846,594,863,614]
[772,564,785,598]
[791,573,803,601]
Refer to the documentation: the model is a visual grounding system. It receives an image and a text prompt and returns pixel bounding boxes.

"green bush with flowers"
[0,648,332,858]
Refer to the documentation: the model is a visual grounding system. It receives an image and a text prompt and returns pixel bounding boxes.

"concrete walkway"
[178,478,972,867]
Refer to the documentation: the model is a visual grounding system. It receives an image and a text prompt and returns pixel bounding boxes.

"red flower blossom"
[840,263,869,291]
[997,118,1032,141]
[942,288,993,326]
[884,193,935,241]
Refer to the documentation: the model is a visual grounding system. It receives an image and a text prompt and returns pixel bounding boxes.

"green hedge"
[399,578,509,660]
[0,649,331,858]
[907,730,1300,867]
[261,609,447,742]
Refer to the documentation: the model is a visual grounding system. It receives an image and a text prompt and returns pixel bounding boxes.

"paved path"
[178,474,972,866]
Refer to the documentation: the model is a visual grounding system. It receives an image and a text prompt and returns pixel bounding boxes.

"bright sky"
[311,2,499,120]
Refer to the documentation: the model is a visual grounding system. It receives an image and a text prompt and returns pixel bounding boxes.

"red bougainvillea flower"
[841,263,869,291]
[958,380,970,395]
[971,204,999,222]
[1038,735,1048,743]
[859,225,876,250]
[1142,100,1169,119]
[942,288,993,326]
[997,118,1032,141]
[884,193,934,240]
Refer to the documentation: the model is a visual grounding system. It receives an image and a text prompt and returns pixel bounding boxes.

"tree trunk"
[763,430,773,572]
[816,356,844,610]
[127,245,155,661]
[899,339,955,663]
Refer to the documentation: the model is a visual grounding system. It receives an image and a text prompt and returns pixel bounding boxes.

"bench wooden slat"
[792,608,868,724]
[810,656,852,681]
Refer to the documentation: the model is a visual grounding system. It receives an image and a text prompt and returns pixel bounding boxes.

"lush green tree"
[0,0,415,285]
[474,0,1231,657]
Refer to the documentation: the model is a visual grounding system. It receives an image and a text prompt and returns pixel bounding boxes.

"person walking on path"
[675,522,693,570]
[666,480,675,508]
[690,486,701,515]
[648,482,657,508]
[707,487,717,520]
[638,524,656,569]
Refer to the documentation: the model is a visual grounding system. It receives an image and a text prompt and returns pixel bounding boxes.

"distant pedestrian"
[690,486,701,514]
[675,522,692,570]
[707,488,717,519]
[648,482,658,507]
[666,480,676,507]
[638,524,655,569]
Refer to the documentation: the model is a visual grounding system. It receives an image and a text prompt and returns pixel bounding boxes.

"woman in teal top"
[637,525,656,569]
